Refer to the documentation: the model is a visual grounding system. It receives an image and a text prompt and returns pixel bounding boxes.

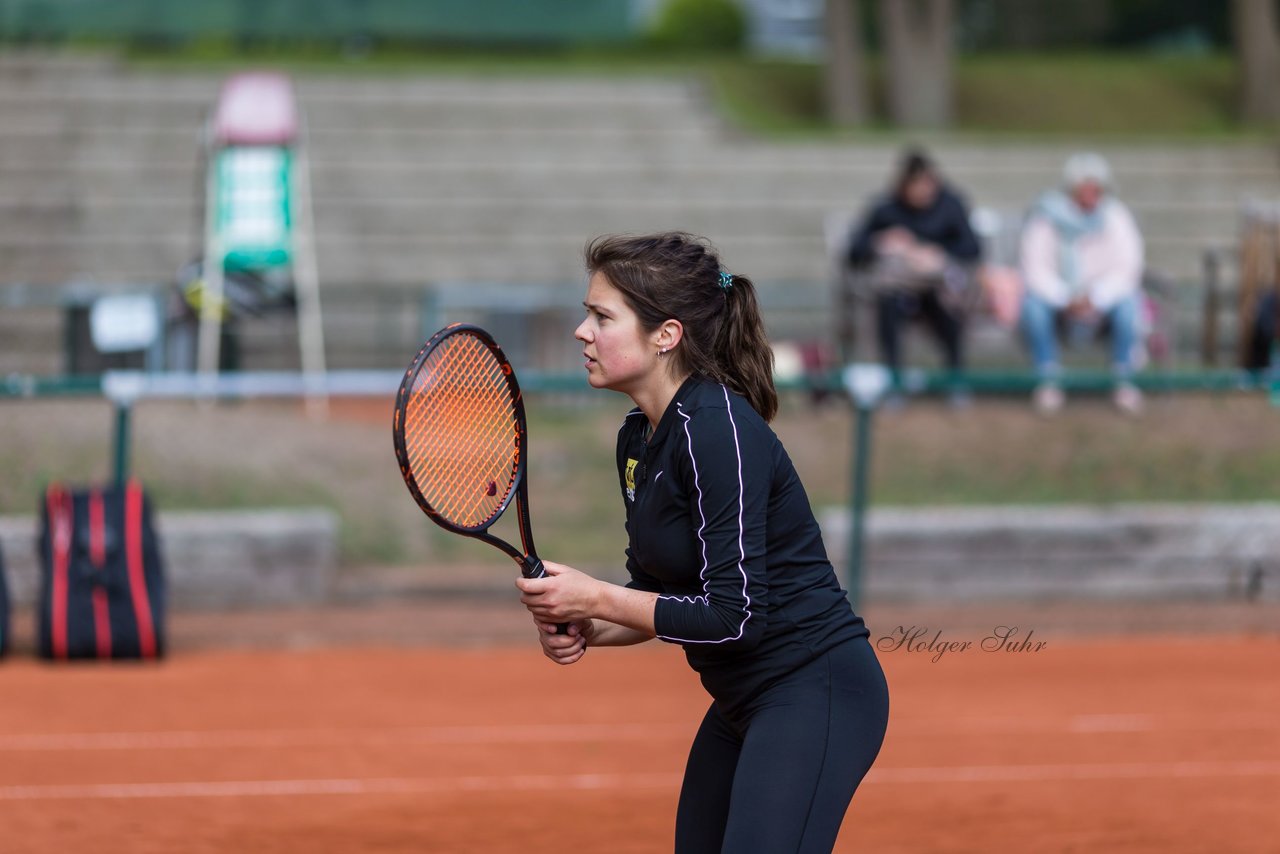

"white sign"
[842,363,892,409]
[90,294,159,353]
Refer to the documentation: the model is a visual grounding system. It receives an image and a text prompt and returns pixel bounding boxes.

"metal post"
[1201,248,1219,367]
[197,153,225,385]
[113,401,132,490]
[1271,339,1279,407]
[421,286,441,341]
[839,362,889,610]
[290,141,329,418]
[846,403,874,610]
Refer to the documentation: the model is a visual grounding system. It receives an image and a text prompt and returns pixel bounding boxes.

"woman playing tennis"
[517,232,889,853]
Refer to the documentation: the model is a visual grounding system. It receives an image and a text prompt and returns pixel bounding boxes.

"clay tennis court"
[1,599,1276,853]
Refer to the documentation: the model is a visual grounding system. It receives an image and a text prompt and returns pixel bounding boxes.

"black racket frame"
[392,323,546,581]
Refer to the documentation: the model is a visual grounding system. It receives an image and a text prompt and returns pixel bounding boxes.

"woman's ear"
[654,319,683,354]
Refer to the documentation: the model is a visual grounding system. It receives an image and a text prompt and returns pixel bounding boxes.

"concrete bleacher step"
[0,309,63,373]
[0,75,713,129]
[3,169,1265,221]
[1,55,1277,371]
[0,238,1222,306]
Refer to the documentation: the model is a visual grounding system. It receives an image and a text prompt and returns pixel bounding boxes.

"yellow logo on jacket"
[625,458,638,501]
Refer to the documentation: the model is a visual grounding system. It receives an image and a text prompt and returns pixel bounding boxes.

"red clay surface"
[1,601,1277,853]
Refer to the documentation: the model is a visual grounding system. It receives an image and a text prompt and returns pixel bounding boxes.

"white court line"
[866,760,1280,784]
[0,773,684,802]
[1068,714,1154,733]
[887,713,1278,735]
[0,723,690,752]
[4,714,1273,753]
[1,761,1277,802]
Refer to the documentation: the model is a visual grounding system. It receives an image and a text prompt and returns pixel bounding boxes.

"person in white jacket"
[1019,152,1145,415]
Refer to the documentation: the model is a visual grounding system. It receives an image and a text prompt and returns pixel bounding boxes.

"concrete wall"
[3,501,1274,612]
[822,503,1280,602]
[0,507,339,610]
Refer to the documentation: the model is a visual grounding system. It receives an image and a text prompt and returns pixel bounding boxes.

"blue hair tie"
[718,271,734,291]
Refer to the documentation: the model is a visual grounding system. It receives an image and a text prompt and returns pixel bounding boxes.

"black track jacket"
[616,377,868,714]
[847,185,981,266]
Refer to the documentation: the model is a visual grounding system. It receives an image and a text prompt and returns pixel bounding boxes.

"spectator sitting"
[847,148,981,404]
[1019,152,1145,416]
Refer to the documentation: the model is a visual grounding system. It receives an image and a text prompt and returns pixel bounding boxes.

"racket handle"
[523,558,570,635]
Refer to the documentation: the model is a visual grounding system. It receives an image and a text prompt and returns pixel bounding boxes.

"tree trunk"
[1233,0,1280,123]
[824,0,869,126]
[879,0,954,128]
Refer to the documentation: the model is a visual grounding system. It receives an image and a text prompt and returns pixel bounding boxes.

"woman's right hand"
[535,618,593,665]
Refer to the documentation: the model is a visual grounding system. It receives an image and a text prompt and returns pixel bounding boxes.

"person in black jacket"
[847,148,981,398]
[516,233,889,853]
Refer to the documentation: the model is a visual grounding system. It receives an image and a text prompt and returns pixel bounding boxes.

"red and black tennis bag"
[38,480,166,660]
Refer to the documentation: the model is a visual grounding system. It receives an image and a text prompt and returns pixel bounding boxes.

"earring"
[658,347,668,356]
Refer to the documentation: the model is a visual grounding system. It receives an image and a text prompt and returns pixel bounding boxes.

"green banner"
[215,146,292,272]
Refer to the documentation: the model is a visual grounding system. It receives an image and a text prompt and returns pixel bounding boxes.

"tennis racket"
[392,323,567,633]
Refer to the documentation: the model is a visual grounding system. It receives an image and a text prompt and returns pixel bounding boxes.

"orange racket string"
[406,345,513,526]
[402,335,520,528]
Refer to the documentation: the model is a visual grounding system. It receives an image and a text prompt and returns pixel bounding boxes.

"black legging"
[674,638,890,853]
[876,288,964,379]
[1245,291,1277,372]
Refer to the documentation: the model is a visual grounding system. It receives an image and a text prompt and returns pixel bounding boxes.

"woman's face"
[901,172,940,210]
[1071,180,1104,213]
[574,272,660,395]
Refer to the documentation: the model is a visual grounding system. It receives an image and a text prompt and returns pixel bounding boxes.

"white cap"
[1062,152,1112,190]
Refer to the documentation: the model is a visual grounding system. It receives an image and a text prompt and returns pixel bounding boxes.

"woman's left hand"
[515,561,601,624]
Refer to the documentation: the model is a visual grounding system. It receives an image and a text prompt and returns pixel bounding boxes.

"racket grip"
[523,558,570,635]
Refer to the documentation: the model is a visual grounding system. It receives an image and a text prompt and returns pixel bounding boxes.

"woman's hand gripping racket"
[392,323,568,634]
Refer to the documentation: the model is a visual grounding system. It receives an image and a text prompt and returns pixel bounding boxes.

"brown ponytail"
[584,232,778,422]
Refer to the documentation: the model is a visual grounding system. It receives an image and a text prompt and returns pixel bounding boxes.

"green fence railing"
[0,0,634,44]
[4,366,1277,605]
